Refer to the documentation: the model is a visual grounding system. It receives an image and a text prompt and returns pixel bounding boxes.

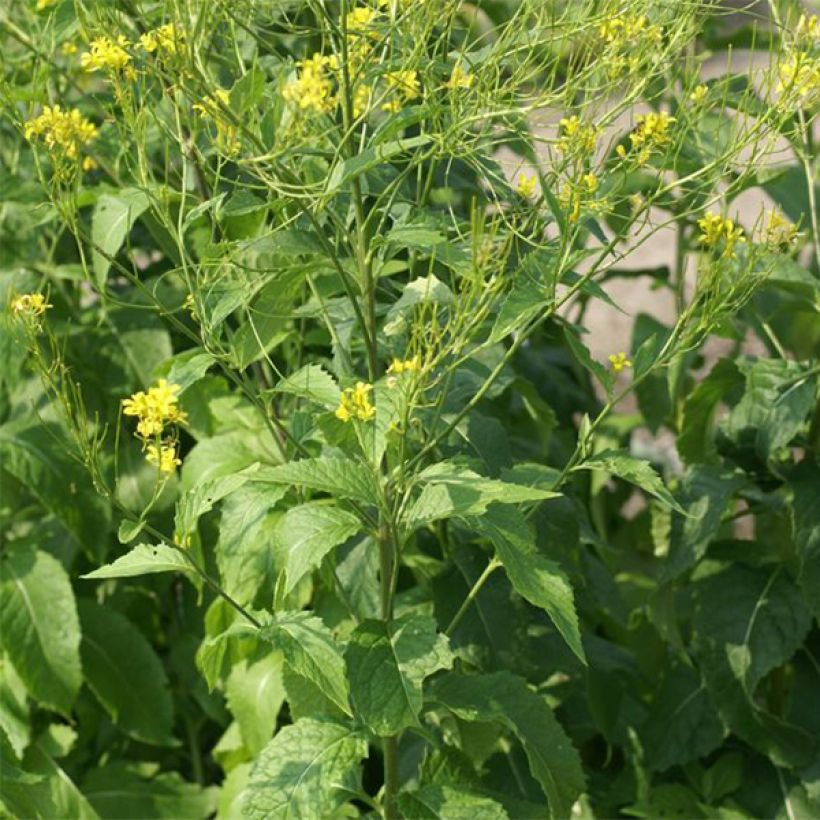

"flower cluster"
[283,54,337,114]
[617,111,676,166]
[777,51,820,108]
[139,23,184,56]
[382,69,420,113]
[516,173,538,198]
[445,63,474,90]
[387,356,421,375]
[194,90,240,156]
[557,115,598,156]
[597,13,662,77]
[10,293,52,329]
[123,379,186,474]
[697,212,746,259]
[559,172,601,223]
[81,35,135,78]
[761,208,798,249]
[24,106,98,167]
[336,382,376,422]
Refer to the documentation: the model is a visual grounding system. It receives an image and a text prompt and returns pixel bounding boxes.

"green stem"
[445,557,501,637]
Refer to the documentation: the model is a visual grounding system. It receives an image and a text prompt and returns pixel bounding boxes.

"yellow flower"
[630,111,675,149]
[36,0,58,10]
[445,63,474,90]
[387,356,421,375]
[24,106,98,160]
[516,173,537,198]
[82,156,97,172]
[346,6,378,31]
[796,14,820,42]
[123,379,187,440]
[559,173,602,223]
[81,35,133,75]
[194,89,240,155]
[146,443,182,474]
[140,23,184,56]
[557,115,598,154]
[283,53,337,114]
[689,84,708,103]
[608,352,632,373]
[353,84,372,118]
[762,208,798,248]
[382,69,419,111]
[61,42,78,56]
[336,382,376,422]
[777,52,820,103]
[697,211,746,258]
[11,293,52,317]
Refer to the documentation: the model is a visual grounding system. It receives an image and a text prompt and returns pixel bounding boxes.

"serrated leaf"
[92,188,150,288]
[430,671,585,818]
[254,457,380,505]
[259,611,350,715]
[242,718,367,820]
[274,502,362,597]
[405,462,560,528]
[574,449,684,513]
[77,601,175,746]
[272,364,340,409]
[345,614,453,736]
[468,507,585,664]
[693,564,815,767]
[82,543,192,580]
[0,547,81,715]
[397,784,509,819]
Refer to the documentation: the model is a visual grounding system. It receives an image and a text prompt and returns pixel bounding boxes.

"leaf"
[225,653,285,756]
[640,663,725,772]
[0,546,81,715]
[273,502,362,597]
[259,611,351,715]
[345,614,453,736]
[792,462,820,620]
[397,785,510,819]
[272,364,340,409]
[468,507,585,664]
[161,348,215,395]
[405,461,560,528]
[574,449,684,513]
[77,601,175,746]
[242,718,367,820]
[692,564,815,767]
[254,457,380,505]
[92,188,150,288]
[0,655,30,758]
[82,763,218,819]
[82,543,192,580]
[430,671,585,818]
[383,274,454,336]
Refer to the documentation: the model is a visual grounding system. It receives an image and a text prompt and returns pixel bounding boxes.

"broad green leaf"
[693,564,815,767]
[77,601,175,746]
[254,457,380,505]
[92,188,150,288]
[384,274,454,336]
[272,364,340,409]
[468,507,585,664]
[274,502,362,597]
[0,655,30,758]
[398,784,509,819]
[0,546,81,715]
[82,543,192,580]
[0,421,110,555]
[574,449,684,513]
[82,763,218,819]
[345,614,453,736]
[161,348,216,394]
[431,671,585,818]
[405,462,560,528]
[242,718,367,819]
[640,663,725,772]
[225,653,285,756]
[259,611,351,715]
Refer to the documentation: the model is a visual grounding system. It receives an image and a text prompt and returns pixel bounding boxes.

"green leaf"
[692,564,815,767]
[405,461,560,528]
[0,546,81,715]
[467,507,585,664]
[77,601,175,746]
[383,274,454,337]
[0,655,30,758]
[574,449,684,513]
[430,671,585,818]
[242,718,367,820]
[92,188,151,288]
[161,348,215,395]
[345,614,453,736]
[82,763,218,819]
[792,462,820,620]
[398,784,509,819]
[259,611,351,715]
[272,364,340,409]
[254,457,380,505]
[82,543,192,580]
[225,653,285,756]
[274,502,362,597]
